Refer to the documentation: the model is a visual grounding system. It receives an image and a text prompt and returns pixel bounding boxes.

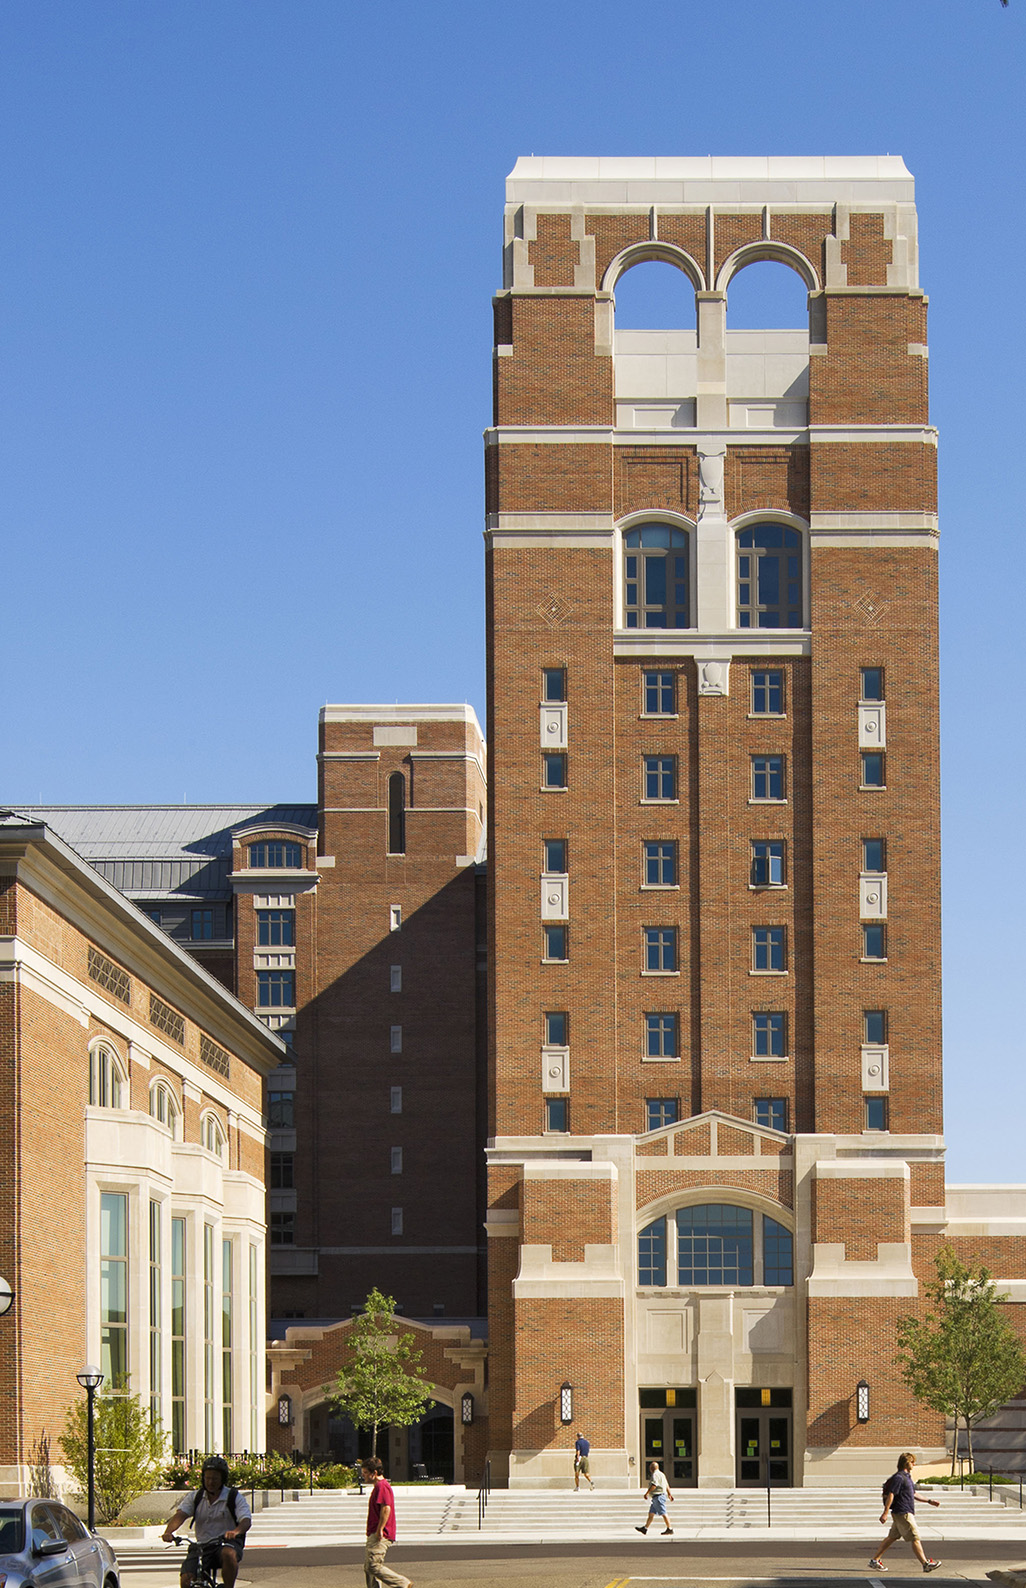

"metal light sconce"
[461,1393,474,1425]
[0,1276,13,1316]
[559,1380,573,1425]
[856,1378,870,1424]
[278,1393,293,1426]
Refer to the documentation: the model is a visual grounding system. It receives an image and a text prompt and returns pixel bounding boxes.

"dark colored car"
[0,1499,120,1588]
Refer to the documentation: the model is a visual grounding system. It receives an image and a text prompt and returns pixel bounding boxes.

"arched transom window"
[737,524,804,629]
[89,1044,125,1108]
[623,524,690,629]
[638,1202,793,1287]
[149,1081,180,1136]
[203,1113,226,1158]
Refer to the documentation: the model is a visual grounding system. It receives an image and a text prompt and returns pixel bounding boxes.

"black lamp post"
[77,1367,104,1530]
[0,1276,13,1317]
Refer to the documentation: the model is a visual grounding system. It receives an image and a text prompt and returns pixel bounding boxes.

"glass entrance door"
[642,1410,696,1486]
[735,1388,792,1486]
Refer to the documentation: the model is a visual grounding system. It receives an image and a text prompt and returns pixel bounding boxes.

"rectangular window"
[643,756,676,800]
[543,838,567,873]
[191,909,214,940]
[200,1035,231,1079]
[763,1215,794,1285]
[390,1147,403,1175]
[752,755,785,800]
[542,752,567,789]
[752,926,786,972]
[861,667,884,702]
[751,840,786,887]
[248,1245,258,1451]
[100,1192,128,1388]
[863,1009,887,1044]
[645,1098,679,1131]
[257,970,295,1008]
[865,1095,888,1131]
[268,1091,294,1128]
[542,668,566,703]
[149,1200,162,1427]
[390,1025,402,1053]
[390,1086,403,1114]
[249,841,302,868]
[861,752,885,788]
[644,927,678,972]
[645,1012,678,1058]
[391,1207,403,1235]
[862,923,887,961]
[222,1239,233,1452]
[203,1224,215,1450]
[390,965,402,992]
[643,841,677,887]
[543,923,567,961]
[751,669,784,715]
[149,993,185,1046]
[638,1215,667,1286]
[754,1097,788,1132]
[862,837,886,873]
[678,1204,753,1285]
[270,1152,294,1189]
[643,671,676,715]
[88,945,132,1005]
[257,909,295,946]
[545,1097,568,1132]
[544,1011,567,1046]
[753,1012,787,1058]
[270,1211,295,1245]
[171,1217,186,1452]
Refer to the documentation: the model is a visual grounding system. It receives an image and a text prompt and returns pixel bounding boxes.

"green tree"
[896,1246,1026,1473]
[59,1385,168,1523]
[328,1288,433,1459]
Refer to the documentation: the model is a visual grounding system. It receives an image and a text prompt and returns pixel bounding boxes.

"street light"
[76,1366,104,1530]
[0,1276,13,1316]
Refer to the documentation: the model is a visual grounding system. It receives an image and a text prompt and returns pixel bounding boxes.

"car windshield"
[0,1508,25,1553]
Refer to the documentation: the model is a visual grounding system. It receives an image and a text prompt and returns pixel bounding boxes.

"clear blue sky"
[1,1,1023,1181]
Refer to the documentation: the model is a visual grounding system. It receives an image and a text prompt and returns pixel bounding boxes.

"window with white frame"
[736,524,804,629]
[149,1081,180,1136]
[623,524,690,628]
[90,1045,126,1109]
[203,1114,226,1158]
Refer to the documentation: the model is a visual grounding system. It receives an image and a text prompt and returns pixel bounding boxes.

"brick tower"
[484,158,944,1486]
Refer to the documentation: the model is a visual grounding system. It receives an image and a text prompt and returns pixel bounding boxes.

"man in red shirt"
[361,1459,413,1588]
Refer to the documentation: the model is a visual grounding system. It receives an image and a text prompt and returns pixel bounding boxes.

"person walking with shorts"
[573,1432,595,1491]
[361,1459,413,1588]
[635,1458,674,1535]
[870,1451,941,1573]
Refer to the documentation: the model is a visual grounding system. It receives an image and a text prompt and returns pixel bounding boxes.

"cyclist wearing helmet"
[162,1456,252,1588]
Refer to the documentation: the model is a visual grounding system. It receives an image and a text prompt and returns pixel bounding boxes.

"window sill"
[749,798,787,805]
[749,1054,789,1063]
[640,713,680,721]
[541,785,569,793]
[642,1053,681,1063]
[642,969,680,977]
[641,883,680,891]
[541,958,569,966]
[749,883,787,891]
[750,969,788,977]
[748,713,787,721]
[861,957,888,965]
[640,798,680,806]
[859,785,887,792]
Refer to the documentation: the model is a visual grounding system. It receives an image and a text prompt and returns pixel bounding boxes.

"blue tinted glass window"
[752,756,785,800]
[544,1011,567,1045]
[250,842,301,868]
[865,1096,888,1130]
[862,838,886,873]
[863,924,886,960]
[257,971,295,1008]
[751,670,784,714]
[677,1204,753,1285]
[736,525,804,628]
[646,1098,679,1131]
[861,753,885,787]
[543,668,566,702]
[543,753,567,788]
[644,757,676,800]
[861,667,884,702]
[645,1013,678,1057]
[638,1216,667,1285]
[751,841,785,886]
[754,1097,787,1132]
[623,525,689,628]
[543,924,567,961]
[753,1012,786,1056]
[644,927,678,972]
[644,671,676,714]
[863,1009,887,1044]
[763,1216,793,1284]
[752,927,786,972]
[644,841,677,886]
[544,839,566,872]
[546,1097,568,1132]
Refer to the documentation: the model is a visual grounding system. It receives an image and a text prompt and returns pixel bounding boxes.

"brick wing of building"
[0,813,284,1489]
[484,156,1026,1487]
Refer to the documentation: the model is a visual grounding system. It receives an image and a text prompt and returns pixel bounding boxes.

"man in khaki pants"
[361,1459,413,1588]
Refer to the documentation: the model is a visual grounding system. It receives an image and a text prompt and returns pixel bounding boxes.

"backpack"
[193,1486,238,1523]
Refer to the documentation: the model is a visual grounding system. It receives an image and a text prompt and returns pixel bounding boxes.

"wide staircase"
[243,1483,1026,1543]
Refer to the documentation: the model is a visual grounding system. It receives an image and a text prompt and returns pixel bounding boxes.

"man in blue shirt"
[870,1451,941,1573]
[573,1432,595,1491]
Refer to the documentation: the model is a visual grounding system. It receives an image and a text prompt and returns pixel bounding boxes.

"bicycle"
[166,1533,237,1588]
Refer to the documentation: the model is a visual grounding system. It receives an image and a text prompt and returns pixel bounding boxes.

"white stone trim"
[320,703,484,732]
[715,239,821,293]
[601,239,706,294]
[505,155,916,207]
[810,424,937,445]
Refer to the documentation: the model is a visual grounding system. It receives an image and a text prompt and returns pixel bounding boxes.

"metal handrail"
[477,1460,492,1531]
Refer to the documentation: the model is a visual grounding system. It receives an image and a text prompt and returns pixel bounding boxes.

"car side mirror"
[34,1538,68,1556]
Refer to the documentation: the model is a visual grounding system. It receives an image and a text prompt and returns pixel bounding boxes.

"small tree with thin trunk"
[895,1246,1026,1473]
[328,1288,433,1460]
[59,1384,168,1523]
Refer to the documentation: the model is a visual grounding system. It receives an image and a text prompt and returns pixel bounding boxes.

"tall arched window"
[202,1113,225,1159]
[623,524,690,629]
[89,1044,125,1108]
[149,1081,181,1137]
[737,524,804,629]
[388,772,406,855]
[638,1202,793,1287]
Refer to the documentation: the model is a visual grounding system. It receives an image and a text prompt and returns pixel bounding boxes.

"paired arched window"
[202,1113,226,1158]
[638,1202,793,1287]
[149,1081,180,1137]
[89,1044,126,1108]
[623,525,690,629]
[737,524,804,629]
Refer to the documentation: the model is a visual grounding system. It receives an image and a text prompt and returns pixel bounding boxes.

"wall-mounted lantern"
[559,1380,573,1425]
[278,1393,293,1426]
[856,1379,870,1424]
[461,1393,475,1425]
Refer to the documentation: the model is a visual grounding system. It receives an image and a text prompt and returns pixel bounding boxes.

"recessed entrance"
[639,1387,697,1487]
[735,1387,792,1486]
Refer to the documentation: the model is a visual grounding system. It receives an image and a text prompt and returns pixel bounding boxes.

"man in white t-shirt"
[635,1459,674,1536]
